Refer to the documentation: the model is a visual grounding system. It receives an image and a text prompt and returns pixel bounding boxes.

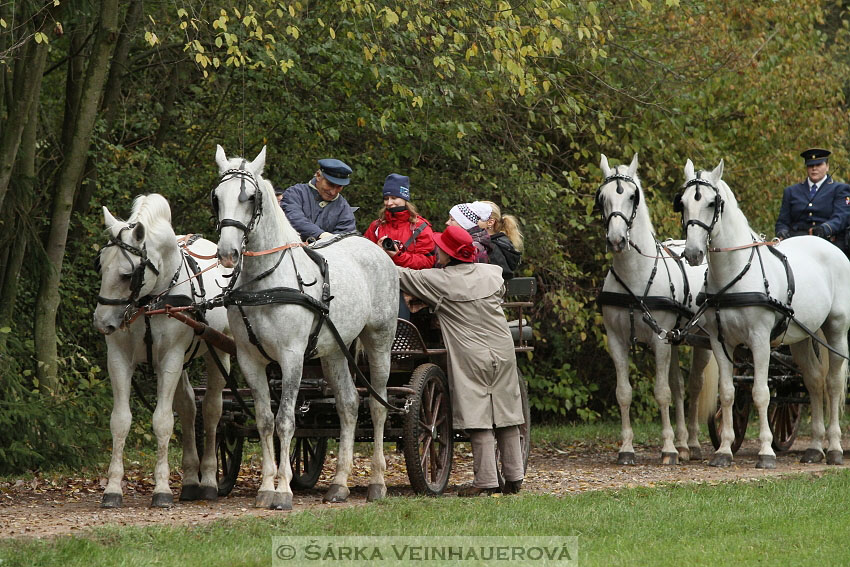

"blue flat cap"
[318,158,352,186]
[801,148,831,166]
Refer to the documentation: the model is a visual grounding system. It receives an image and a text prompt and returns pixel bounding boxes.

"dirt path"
[0,437,838,539]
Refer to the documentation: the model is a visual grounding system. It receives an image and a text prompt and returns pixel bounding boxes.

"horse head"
[677,158,726,266]
[212,145,267,268]
[93,198,171,334]
[597,153,647,253]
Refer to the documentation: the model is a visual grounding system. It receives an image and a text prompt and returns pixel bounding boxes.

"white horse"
[211,145,398,510]
[597,154,714,464]
[93,194,231,507]
[677,159,850,468]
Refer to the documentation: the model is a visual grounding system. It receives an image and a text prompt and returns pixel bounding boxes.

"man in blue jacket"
[281,158,357,241]
[775,148,850,255]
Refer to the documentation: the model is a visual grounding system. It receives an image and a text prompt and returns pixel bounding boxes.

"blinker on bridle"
[95,224,161,309]
[595,172,641,232]
[674,171,724,235]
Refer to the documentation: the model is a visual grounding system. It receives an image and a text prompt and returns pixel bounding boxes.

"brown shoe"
[503,480,523,494]
[457,485,500,497]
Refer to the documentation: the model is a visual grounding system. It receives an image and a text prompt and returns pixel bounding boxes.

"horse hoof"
[322,484,350,503]
[689,445,703,461]
[366,484,387,502]
[800,449,824,464]
[199,485,219,501]
[617,452,636,465]
[271,492,293,511]
[661,452,679,465]
[151,492,174,508]
[179,484,202,501]
[101,492,123,508]
[255,490,276,509]
[709,453,733,467]
[826,450,844,465]
[756,455,776,469]
[677,447,690,463]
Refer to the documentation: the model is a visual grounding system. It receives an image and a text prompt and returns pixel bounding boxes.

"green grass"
[3,470,850,567]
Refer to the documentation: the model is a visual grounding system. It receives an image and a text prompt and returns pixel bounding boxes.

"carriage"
[191,276,535,497]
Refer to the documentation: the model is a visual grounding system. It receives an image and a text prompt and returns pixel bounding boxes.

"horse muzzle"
[217,249,238,269]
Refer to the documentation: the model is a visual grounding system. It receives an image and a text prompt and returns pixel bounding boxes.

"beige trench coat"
[397,263,524,429]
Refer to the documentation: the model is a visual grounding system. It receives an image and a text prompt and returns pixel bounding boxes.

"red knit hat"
[433,225,475,263]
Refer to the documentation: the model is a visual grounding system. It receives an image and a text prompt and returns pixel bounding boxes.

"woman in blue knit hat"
[365,173,437,269]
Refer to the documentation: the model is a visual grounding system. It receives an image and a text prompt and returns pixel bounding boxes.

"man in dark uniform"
[775,148,850,255]
[281,158,357,241]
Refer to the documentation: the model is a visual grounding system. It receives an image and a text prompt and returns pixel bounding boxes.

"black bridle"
[595,172,641,234]
[673,172,725,236]
[95,225,161,309]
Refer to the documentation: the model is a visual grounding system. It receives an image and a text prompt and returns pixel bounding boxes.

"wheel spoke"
[420,437,432,472]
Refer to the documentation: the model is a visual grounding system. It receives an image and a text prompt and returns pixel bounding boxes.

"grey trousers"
[469,425,524,489]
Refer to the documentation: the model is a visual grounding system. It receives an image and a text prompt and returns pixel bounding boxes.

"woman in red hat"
[397,225,525,496]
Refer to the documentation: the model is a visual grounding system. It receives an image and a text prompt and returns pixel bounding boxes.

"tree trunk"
[33,0,120,391]
[101,0,143,132]
[60,19,88,156]
[0,100,37,353]
[0,34,50,212]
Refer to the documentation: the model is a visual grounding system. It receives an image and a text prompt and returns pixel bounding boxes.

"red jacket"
[366,210,437,269]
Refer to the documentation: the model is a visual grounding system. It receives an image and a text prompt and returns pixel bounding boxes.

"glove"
[318,232,334,240]
[810,225,827,238]
[776,229,790,240]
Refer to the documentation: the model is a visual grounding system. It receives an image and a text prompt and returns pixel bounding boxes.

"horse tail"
[696,351,719,424]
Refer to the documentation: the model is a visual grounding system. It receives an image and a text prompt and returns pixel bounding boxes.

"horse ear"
[627,153,639,177]
[600,154,611,177]
[103,206,118,230]
[712,159,724,181]
[251,146,267,176]
[131,222,146,244]
[215,145,228,172]
[684,159,695,180]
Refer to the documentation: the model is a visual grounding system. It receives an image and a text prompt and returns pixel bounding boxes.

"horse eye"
[119,273,132,281]
[629,193,635,200]
[707,201,716,208]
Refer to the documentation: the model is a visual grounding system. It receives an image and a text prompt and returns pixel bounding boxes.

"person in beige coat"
[397,225,525,496]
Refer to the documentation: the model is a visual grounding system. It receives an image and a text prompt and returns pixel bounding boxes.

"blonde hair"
[481,200,524,251]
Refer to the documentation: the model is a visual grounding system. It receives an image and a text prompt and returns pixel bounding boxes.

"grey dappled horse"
[93,194,231,508]
[211,146,398,509]
[597,154,713,464]
[678,159,850,468]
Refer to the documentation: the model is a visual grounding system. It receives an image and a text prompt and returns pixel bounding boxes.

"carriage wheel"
[496,370,531,490]
[768,393,803,452]
[707,388,750,454]
[216,422,244,496]
[403,363,454,496]
[289,437,328,490]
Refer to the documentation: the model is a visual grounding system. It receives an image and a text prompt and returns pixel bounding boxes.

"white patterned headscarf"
[449,201,492,230]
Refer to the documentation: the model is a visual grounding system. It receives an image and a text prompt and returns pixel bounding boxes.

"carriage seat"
[503,277,535,343]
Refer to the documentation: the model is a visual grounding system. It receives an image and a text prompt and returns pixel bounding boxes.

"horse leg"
[271,353,303,511]
[609,334,635,465]
[172,370,202,501]
[791,340,826,463]
[652,342,677,464]
[823,327,847,465]
[686,347,712,460]
[751,343,776,469]
[240,354,278,509]
[321,354,359,503]
[150,355,185,507]
[198,349,227,499]
[667,350,690,461]
[102,349,133,508]
[710,349,735,467]
[360,332,393,502]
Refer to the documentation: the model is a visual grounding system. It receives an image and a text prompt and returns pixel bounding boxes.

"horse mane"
[260,178,302,244]
[126,193,175,243]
